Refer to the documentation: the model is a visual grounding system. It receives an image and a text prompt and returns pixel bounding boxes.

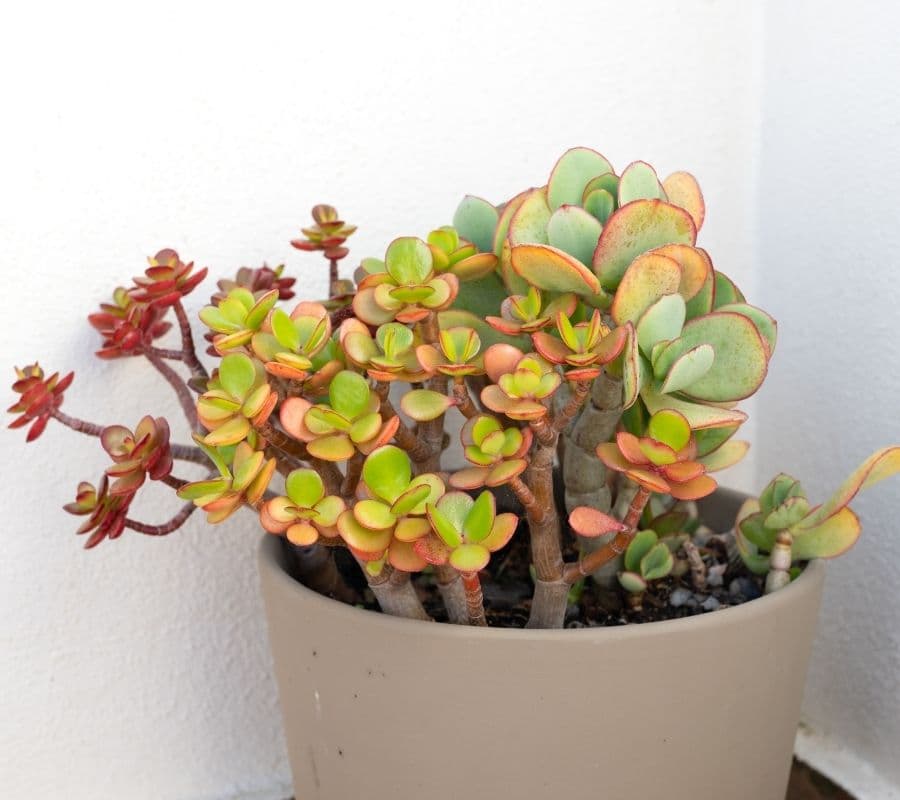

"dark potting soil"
[320,519,770,629]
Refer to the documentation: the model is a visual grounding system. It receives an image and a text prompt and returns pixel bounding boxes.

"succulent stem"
[434,564,469,624]
[683,539,707,591]
[416,313,448,472]
[563,485,651,584]
[451,379,480,419]
[552,379,591,432]
[765,531,793,594]
[288,542,357,604]
[125,502,196,535]
[362,561,432,621]
[328,258,339,293]
[144,349,200,432]
[460,570,488,626]
[50,409,104,438]
[259,423,309,462]
[172,300,208,380]
[341,452,364,498]
[508,476,540,518]
[160,473,189,490]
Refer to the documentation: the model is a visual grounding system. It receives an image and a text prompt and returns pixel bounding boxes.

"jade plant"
[10,148,900,630]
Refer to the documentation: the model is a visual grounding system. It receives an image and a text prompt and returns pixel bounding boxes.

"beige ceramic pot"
[259,489,825,800]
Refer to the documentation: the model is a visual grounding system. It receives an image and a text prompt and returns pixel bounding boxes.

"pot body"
[259,490,824,800]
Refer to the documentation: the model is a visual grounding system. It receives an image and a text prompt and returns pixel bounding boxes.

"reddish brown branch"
[51,409,104,437]
[562,485,651,584]
[160,473,189,490]
[553,379,591,432]
[529,414,556,447]
[452,379,479,419]
[173,300,209,380]
[144,349,200,432]
[125,502,196,536]
[460,571,488,626]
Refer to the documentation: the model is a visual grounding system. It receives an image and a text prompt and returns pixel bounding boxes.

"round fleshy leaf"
[464,491,495,543]
[329,371,370,420]
[271,309,300,351]
[453,195,499,254]
[401,389,453,422]
[618,571,648,594]
[219,353,257,399]
[485,459,527,487]
[480,512,518,552]
[640,541,674,580]
[548,147,614,211]
[385,237,433,285]
[337,510,393,554]
[285,469,325,508]
[716,303,777,357]
[713,272,745,308]
[584,189,615,224]
[610,252,682,326]
[353,287,397,326]
[394,516,432,543]
[652,312,770,402]
[100,425,132,458]
[312,495,345,528]
[361,444,413,504]
[349,412,383,445]
[427,502,463,548]
[286,522,319,546]
[647,409,691,452]
[650,244,714,318]
[388,539,428,573]
[791,507,861,560]
[568,507,628,538]
[636,293,686,355]
[618,161,664,205]
[658,343,715,394]
[699,440,749,472]
[511,244,601,296]
[306,433,355,462]
[624,529,658,573]
[662,171,705,231]
[404,473,446,514]
[547,205,603,265]
[449,543,491,573]
[354,499,397,531]
[667,474,717,501]
[203,416,251,447]
[642,384,747,431]
[448,466,490,490]
[390,484,432,518]
[279,397,314,442]
[593,200,696,291]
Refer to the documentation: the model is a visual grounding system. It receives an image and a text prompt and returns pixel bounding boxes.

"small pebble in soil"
[701,595,722,612]
[669,587,693,608]
[729,577,762,601]
[706,563,727,587]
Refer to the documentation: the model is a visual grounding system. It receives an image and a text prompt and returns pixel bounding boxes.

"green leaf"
[792,507,861,559]
[329,370,370,420]
[362,445,412,504]
[427,502,463,548]
[636,293,686,355]
[449,543,491,572]
[401,389,453,422]
[594,200,696,291]
[285,469,325,508]
[625,529,658,572]
[764,496,811,530]
[203,416,251,447]
[640,541,674,580]
[662,172,705,230]
[618,161,664,205]
[583,189,615,224]
[390,484,432,517]
[610,252,683,325]
[451,272,509,319]
[799,447,900,528]
[716,303,777,357]
[177,477,230,501]
[648,410,691,451]
[354,499,397,531]
[453,195,499,254]
[547,147,614,211]
[652,312,770,402]
[642,384,748,430]
[712,272,745,308]
[547,205,603,265]
[219,353,257,399]
[510,243,601,295]
[385,237,433,285]
[618,571,648,594]
[271,309,300,351]
[658,344,715,394]
[464,491,495,543]
[439,309,529,351]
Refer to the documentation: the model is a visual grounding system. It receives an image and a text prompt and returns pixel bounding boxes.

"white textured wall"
[12,1,880,798]
[755,2,900,796]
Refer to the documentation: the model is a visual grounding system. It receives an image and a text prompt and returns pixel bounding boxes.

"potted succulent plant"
[10,148,899,800]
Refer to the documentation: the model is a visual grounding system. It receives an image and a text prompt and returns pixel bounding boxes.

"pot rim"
[258,534,825,642]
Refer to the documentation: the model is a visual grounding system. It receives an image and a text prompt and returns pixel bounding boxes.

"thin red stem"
[460,571,488,626]
[125,502,196,536]
[144,349,200,432]
[51,409,103,437]
[173,300,208,380]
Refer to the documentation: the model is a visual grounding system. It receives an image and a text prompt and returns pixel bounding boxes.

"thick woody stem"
[341,452,364,498]
[529,414,556,447]
[452,379,479,419]
[173,300,208,380]
[328,258,339,292]
[125,502,196,535]
[259,423,309,462]
[145,346,186,361]
[460,571,488,626]
[144,349,200,432]
[417,313,448,473]
[362,561,432,621]
[375,382,432,463]
[310,458,344,497]
[508,476,542,520]
[289,543,357,604]
[552,380,590,432]
[434,563,468,624]
[563,486,651,584]
[524,433,569,629]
